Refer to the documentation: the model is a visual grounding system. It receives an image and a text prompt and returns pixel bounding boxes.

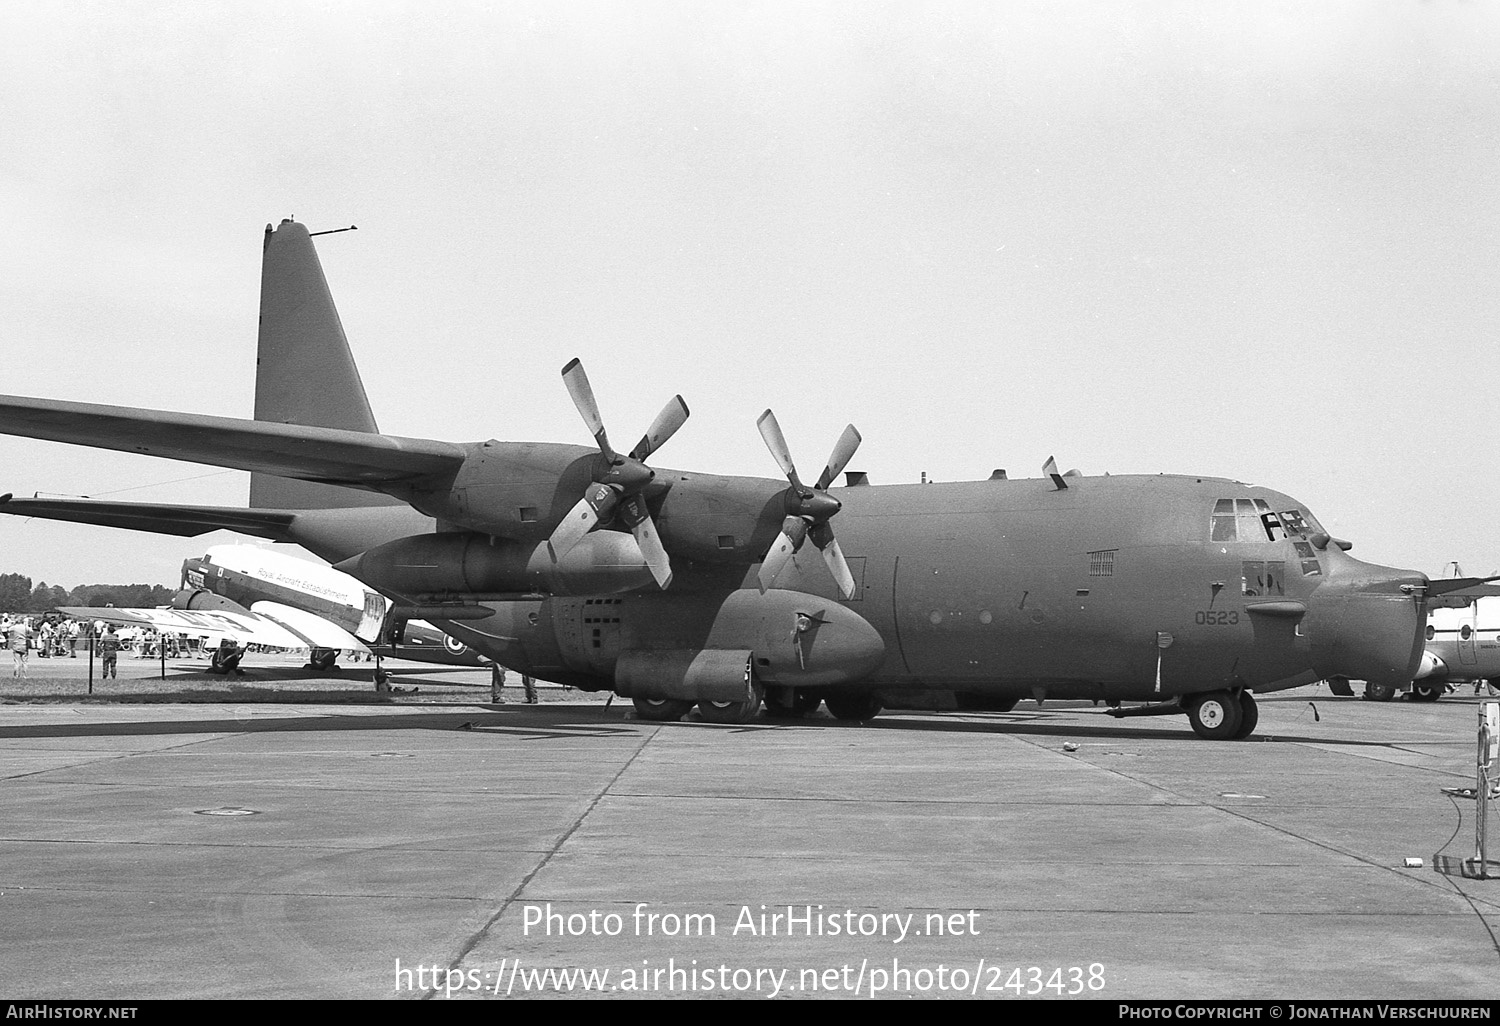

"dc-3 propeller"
[547,358,688,590]
[756,410,862,600]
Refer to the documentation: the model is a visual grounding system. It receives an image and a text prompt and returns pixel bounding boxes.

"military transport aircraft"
[0,219,1481,738]
[65,544,486,684]
[1403,570,1500,702]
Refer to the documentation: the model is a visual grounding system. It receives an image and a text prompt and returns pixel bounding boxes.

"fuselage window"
[1242,561,1285,597]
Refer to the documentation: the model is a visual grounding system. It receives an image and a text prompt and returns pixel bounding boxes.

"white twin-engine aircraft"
[59,544,479,681]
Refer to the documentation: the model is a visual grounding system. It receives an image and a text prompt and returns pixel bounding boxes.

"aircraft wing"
[0,496,299,539]
[55,606,310,648]
[248,601,366,651]
[0,395,466,485]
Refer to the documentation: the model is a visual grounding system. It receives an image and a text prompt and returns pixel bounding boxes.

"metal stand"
[1439,702,1500,879]
[1469,703,1498,878]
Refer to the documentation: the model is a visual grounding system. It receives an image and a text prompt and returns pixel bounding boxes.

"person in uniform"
[97,625,122,680]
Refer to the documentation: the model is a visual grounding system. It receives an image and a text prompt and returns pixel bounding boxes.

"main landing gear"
[631,690,764,724]
[763,686,823,719]
[1184,689,1258,741]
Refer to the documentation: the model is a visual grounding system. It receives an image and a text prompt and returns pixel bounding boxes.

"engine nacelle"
[336,531,656,598]
[170,589,249,614]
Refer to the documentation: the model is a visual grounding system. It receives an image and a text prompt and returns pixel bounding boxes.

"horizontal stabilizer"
[1425,576,1500,598]
[0,495,299,540]
[0,395,466,486]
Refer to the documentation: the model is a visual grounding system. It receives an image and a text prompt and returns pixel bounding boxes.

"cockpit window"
[1212,498,1283,543]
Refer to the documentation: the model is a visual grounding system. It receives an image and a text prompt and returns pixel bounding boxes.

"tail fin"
[250,219,400,510]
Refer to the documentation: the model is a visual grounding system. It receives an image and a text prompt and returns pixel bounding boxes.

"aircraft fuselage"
[322,448,1428,703]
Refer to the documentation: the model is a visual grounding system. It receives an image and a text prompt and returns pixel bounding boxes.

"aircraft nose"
[1305,563,1427,688]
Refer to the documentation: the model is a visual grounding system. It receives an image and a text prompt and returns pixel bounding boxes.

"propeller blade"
[757,531,799,593]
[630,395,690,462]
[756,410,804,492]
[546,483,619,559]
[630,513,673,590]
[562,358,614,459]
[810,523,856,600]
[756,516,809,593]
[816,425,862,491]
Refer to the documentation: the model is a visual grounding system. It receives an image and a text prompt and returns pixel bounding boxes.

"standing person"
[97,625,122,679]
[9,618,30,679]
[67,619,79,658]
[522,673,538,704]
[489,662,507,704]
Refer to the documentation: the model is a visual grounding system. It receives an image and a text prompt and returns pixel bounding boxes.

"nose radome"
[1306,560,1427,688]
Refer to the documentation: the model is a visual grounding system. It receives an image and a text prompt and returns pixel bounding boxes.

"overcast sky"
[1,1,1497,587]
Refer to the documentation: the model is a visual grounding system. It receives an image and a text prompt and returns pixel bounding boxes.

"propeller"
[755,410,861,599]
[547,358,688,589]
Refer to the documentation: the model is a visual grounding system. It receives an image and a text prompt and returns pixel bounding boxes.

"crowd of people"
[0,615,260,680]
[1,615,545,703]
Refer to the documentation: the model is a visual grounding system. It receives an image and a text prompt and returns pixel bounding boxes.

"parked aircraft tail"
[251,219,402,510]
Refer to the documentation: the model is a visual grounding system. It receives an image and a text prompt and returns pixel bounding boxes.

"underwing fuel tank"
[1303,546,1427,689]
[335,531,656,598]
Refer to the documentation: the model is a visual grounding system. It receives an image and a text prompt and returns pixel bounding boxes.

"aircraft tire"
[1410,683,1443,703]
[763,687,822,719]
[697,693,762,725]
[632,697,694,722]
[308,649,339,672]
[823,690,884,722]
[1185,691,1243,740]
[1233,691,1259,740]
[1363,681,1395,702]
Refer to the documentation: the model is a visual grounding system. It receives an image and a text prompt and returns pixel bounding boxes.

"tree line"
[0,573,174,613]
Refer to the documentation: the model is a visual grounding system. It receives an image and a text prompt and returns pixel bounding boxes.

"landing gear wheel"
[697,689,763,725]
[1409,683,1443,702]
[763,687,822,719]
[308,648,339,672]
[632,697,694,722]
[1185,691,1244,740]
[1233,691,1259,740]
[823,689,884,722]
[1364,681,1395,702]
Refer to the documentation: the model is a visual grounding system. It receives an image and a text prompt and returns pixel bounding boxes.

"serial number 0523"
[1194,611,1240,626]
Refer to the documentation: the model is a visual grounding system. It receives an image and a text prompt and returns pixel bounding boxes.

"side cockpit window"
[1242,560,1286,596]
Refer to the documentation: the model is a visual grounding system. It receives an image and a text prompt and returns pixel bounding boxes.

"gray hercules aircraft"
[0,220,1477,737]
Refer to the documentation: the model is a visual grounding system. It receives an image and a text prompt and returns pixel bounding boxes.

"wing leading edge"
[0,496,299,539]
[0,395,466,486]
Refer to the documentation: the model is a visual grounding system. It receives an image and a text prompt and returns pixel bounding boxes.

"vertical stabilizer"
[251,219,399,509]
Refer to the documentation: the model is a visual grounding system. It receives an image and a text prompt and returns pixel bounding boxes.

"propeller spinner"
[548,358,687,589]
[755,410,861,599]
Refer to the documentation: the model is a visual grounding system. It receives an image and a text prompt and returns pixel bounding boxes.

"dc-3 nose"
[1303,545,1428,689]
